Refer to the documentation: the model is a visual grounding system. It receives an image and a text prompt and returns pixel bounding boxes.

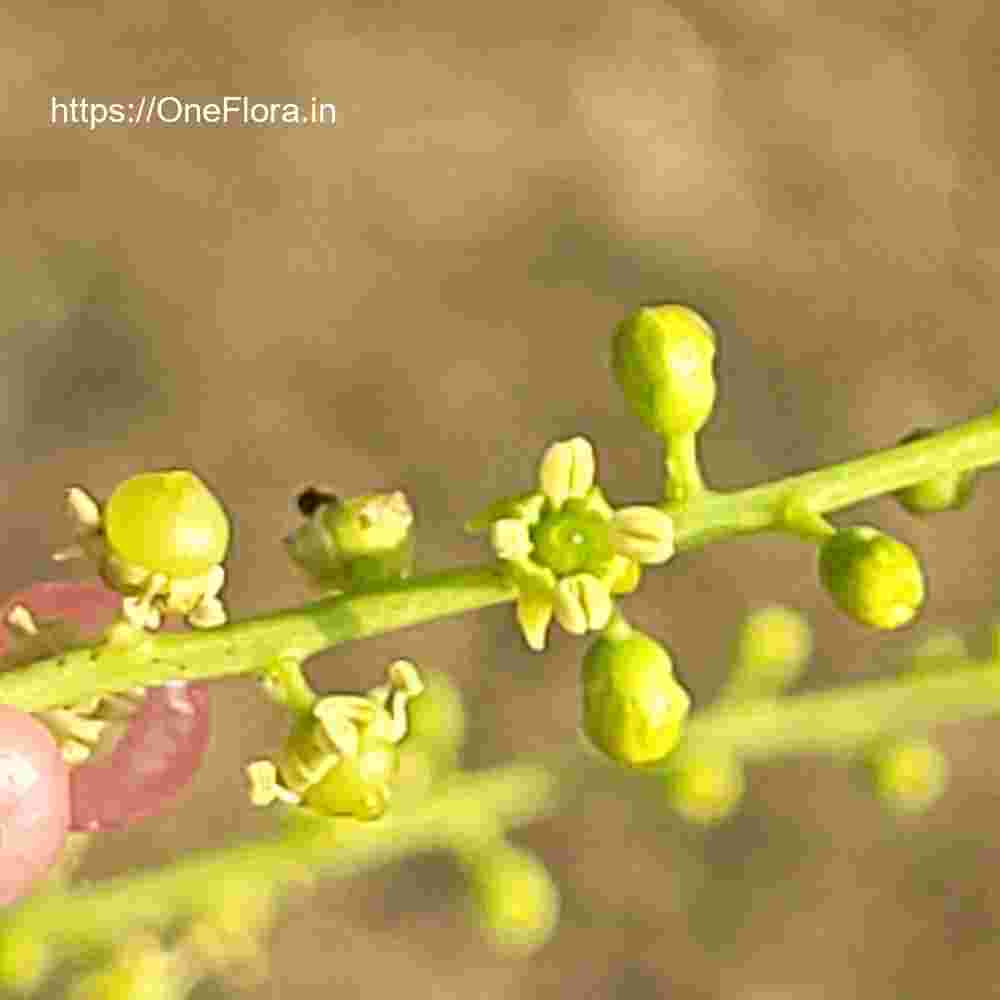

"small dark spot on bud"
[297,487,338,518]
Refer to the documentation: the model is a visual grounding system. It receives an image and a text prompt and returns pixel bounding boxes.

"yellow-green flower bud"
[582,620,691,765]
[612,304,717,438]
[286,488,414,590]
[818,526,925,630]
[103,470,230,579]
[894,429,977,515]
[463,841,560,957]
[665,753,745,825]
[866,738,948,814]
[725,605,812,699]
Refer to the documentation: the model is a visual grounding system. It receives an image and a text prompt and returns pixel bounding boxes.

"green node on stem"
[894,429,978,515]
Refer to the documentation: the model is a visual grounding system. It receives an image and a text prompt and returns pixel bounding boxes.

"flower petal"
[553,574,613,635]
[539,438,595,511]
[610,507,675,564]
[490,519,534,561]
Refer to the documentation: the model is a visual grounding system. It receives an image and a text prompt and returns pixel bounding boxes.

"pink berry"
[0,705,70,905]
[69,681,210,831]
[0,580,121,655]
[0,581,211,831]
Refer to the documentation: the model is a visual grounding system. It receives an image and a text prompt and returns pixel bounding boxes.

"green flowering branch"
[0,405,995,713]
[4,300,1000,994]
[8,643,1000,991]
[0,760,560,991]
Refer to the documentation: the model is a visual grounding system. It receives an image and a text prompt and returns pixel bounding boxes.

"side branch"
[669,407,1000,548]
[663,658,1000,764]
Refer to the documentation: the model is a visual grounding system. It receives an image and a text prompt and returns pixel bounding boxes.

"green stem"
[669,658,1000,763]
[259,657,319,715]
[0,566,516,712]
[662,432,705,505]
[0,410,998,711]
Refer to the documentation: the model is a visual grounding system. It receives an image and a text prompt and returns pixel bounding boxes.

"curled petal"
[553,574,613,635]
[610,507,675,564]
[539,438,595,511]
[247,760,300,806]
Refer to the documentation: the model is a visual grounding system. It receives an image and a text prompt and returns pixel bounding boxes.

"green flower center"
[531,506,613,576]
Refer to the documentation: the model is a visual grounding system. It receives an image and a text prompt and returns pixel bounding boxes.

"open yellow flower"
[466,437,675,650]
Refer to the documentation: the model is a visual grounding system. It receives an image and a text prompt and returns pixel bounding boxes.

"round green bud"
[582,622,691,765]
[866,738,948,814]
[303,725,399,821]
[665,754,745,825]
[400,669,466,772]
[818,526,925,630]
[894,430,976,515]
[464,842,560,957]
[727,605,812,698]
[612,304,717,438]
[104,470,230,579]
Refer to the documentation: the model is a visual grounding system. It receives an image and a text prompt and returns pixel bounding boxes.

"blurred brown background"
[3,0,1000,996]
